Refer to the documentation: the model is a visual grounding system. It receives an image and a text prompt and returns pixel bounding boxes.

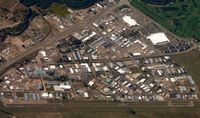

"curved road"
[0,0,199,76]
[0,1,127,75]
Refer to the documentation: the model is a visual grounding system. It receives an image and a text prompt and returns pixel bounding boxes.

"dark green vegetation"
[140,0,175,5]
[20,0,100,9]
[49,4,69,16]
[130,0,200,40]
[172,50,200,88]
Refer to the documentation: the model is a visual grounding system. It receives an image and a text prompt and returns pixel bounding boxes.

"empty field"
[1,104,200,118]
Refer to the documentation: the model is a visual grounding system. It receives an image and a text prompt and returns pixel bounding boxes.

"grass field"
[1,104,200,118]
[130,0,200,40]
[172,50,200,88]
[49,4,69,17]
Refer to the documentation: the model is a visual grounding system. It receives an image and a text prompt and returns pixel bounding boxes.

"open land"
[0,0,18,9]
[1,101,200,118]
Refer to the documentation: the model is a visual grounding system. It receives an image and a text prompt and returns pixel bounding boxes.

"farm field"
[130,0,200,41]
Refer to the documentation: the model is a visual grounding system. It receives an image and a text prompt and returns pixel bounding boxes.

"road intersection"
[0,0,127,75]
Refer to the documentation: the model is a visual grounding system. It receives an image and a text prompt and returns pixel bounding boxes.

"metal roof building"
[122,15,138,27]
[147,32,170,45]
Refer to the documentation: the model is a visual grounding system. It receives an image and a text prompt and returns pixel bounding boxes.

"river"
[0,0,100,42]
[20,0,101,9]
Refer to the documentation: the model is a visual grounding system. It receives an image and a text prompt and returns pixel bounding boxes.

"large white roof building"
[147,32,170,45]
[122,15,138,27]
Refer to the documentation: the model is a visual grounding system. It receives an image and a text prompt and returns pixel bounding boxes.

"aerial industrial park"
[0,0,200,118]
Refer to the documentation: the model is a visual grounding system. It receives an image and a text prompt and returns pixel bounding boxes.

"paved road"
[40,45,198,65]
[0,1,126,75]
[0,0,199,76]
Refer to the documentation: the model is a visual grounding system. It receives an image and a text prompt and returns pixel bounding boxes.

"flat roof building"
[122,15,138,27]
[147,32,170,45]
